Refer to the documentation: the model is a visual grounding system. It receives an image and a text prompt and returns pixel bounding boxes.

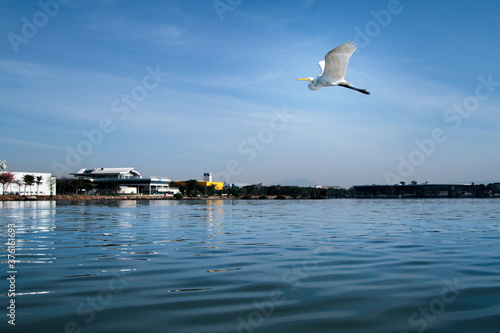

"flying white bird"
[297,41,370,95]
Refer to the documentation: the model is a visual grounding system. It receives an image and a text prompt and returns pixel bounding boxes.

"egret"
[297,41,370,95]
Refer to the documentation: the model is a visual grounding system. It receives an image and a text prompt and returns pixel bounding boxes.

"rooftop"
[72,168,141,177]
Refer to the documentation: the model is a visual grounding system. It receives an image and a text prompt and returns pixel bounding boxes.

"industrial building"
[170,173,224,191]
[170,180,224,191]
[71,167,179,195]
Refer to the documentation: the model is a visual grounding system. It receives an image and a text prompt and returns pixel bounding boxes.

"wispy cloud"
[0,59,153,123]
[82,12,188,47]
[0,59,51,78]
[0,137,64,151]
[190,69,284,90]
[141,24,184,44]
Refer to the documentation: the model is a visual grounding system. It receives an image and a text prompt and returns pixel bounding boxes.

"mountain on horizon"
[272,177,318,187]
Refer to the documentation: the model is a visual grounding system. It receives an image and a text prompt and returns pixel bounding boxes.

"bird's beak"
[296,78,310,81]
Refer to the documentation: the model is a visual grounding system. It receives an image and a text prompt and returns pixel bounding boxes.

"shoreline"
[0,194,178,201]
[0,194,260,201]
[1,194,498,202]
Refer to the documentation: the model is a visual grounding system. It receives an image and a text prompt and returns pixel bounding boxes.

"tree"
[73,178,94,194]
[22,174,35,195]
[206,184,217,197]
[185,179,201,197]
[56,178,72,194]
[35,175,43,194]
[13,180,23,194]
[56,178,96,195]
[49,177,56,196]
[95,181,120,195]
[0,172,15,194]
[224,186,247,198]
[488,183,500,196]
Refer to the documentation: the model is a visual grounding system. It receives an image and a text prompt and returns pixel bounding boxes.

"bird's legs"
[338,83,370,95]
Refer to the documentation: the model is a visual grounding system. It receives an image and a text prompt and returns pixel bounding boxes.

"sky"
[1,0,499,187]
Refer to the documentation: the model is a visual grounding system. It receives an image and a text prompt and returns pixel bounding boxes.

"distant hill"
[272,177,318,187]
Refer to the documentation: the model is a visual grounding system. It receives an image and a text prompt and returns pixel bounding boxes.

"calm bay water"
[1,199,500,332]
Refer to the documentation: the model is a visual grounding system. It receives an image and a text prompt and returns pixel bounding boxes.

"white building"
[71,167,180,196]
[0,172,56,195]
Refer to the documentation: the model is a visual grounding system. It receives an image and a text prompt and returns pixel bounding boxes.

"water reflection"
[205,199,225,237]
[0,201,56,251]
[1,199,499,333]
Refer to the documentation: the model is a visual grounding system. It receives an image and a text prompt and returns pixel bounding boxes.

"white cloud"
[0,59,51,78]
[0,137,64,151]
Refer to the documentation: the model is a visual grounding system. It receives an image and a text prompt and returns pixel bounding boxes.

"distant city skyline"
[1,1,499,188]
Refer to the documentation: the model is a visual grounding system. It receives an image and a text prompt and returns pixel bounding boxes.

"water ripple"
[1,199,499,333]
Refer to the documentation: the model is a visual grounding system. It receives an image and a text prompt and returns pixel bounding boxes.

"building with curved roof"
[71,167,179,195]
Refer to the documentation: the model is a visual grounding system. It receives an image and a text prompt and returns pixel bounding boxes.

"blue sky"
[1,0,499,187]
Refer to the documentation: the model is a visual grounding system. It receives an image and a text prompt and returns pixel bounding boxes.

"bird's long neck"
[308,80,321,90]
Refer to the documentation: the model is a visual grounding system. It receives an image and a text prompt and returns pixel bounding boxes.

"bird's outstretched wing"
[317,60,326,75]
[322,41,357,82]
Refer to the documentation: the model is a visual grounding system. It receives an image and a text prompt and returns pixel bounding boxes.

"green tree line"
[56,178,120,195]
[222,184,346,199]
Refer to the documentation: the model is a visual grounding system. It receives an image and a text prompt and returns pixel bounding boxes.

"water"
[1,199,500,332]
